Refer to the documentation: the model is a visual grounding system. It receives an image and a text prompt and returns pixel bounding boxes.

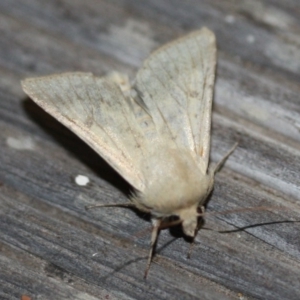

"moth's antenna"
[186,205,288,258]
[196,206,286,218]
[85,203,135,210]
[213,142,238,174]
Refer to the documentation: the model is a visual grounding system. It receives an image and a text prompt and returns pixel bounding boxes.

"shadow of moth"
[21,27,237,278]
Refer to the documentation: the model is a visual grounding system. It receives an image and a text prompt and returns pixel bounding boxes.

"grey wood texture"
[1,0,300,299]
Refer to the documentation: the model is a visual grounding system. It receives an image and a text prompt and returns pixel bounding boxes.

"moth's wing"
[22,72,147,191]
[134,28,216,174]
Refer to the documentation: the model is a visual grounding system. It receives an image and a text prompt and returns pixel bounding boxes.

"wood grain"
[1,0,300,299]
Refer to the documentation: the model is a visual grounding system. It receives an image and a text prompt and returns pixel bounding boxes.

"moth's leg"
[213,142,238,175]
[85,203,135,210]
[144,218,162,279]
[187,206,205,259]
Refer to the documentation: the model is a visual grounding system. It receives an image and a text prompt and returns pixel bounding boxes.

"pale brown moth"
[21,28,237,277]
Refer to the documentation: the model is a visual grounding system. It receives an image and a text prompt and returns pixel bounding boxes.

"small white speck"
[75,175,90,186]
[92,252,98,257]
[6,136,35,150]
[246,34,255,44]
[225,15,236,24]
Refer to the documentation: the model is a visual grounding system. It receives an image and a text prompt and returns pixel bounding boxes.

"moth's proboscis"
[21,27,237,278]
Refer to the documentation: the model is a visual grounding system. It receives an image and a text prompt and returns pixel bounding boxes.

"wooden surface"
[1,0,300,299]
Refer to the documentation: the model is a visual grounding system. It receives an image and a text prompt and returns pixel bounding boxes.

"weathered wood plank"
[1,0,300,299]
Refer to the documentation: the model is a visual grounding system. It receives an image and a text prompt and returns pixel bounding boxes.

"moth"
[21,27,237,277]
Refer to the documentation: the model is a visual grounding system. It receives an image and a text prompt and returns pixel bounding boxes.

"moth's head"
[177,174,214,237]
[182,216,198,237]
[177,206,199,237]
